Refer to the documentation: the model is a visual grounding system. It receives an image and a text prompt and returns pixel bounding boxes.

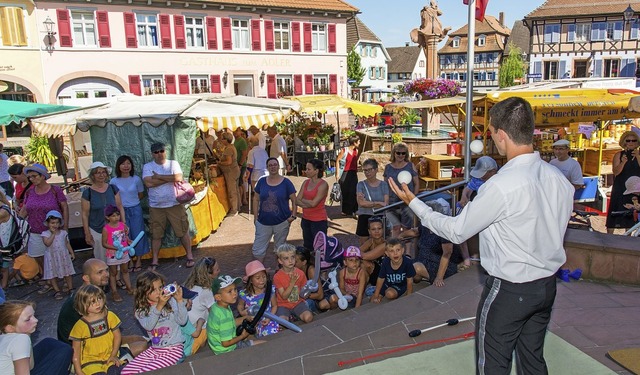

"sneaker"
[556,269,570,282]
[569,268,582,280]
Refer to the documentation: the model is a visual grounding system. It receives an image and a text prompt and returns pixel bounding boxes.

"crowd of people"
[0,103,638,374]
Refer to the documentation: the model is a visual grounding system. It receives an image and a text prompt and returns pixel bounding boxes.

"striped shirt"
[207,303,236,355]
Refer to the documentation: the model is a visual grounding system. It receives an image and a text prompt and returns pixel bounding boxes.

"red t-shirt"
[273,267,307,309]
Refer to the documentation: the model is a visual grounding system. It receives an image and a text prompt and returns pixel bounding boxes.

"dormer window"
[478,34,486,47]
[452,37,460,48]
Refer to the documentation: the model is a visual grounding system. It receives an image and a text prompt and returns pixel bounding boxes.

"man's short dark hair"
[488,97,534,146]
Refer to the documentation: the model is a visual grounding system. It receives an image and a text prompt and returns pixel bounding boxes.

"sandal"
[148,263,158,271]
[185,258,195,268]
[37,284,53,295]
[457,264,471,272]
[53,291,65,300]
[116,280,127,290]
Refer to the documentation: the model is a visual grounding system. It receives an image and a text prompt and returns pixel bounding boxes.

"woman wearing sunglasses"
[607,131,640,233]
[355,159,389,244]
[383,142,419,238]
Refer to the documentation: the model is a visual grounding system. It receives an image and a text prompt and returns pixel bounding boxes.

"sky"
[345,0,547,48]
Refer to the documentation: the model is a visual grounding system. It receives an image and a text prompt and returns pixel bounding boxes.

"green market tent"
[0,99,76,125]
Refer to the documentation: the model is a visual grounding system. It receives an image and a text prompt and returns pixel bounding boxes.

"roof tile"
[200,0,358,12]
[387,46,422,73]
[347,16,381,50]
[525,0,640,19]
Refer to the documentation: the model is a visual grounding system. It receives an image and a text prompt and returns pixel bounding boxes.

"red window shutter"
[304,74,313,94]
[174,15,186,49]
[123,12,137,48]
[291,22,300,52]
[96,11,111,48]
[266,75,277,98]
[159,14,172,48]
[294,75,303,95]
[56,9,72,47]
[128,75,141,96]
[264,20,274,51]
[251,19,261,51]
[206,17,217,50]
[221,18,232,50]
[329,74,337,94]
[165,75,176,94]
[328,24,336,53]
[178,75,190,94]
[210,74,221,93]
[303,23,312,52]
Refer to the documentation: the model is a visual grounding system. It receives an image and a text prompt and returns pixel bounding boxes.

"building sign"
[527,73,542,79]
[180,57,291,67]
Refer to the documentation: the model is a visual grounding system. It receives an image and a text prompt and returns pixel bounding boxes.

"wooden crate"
[425,155,462,179]
[581,147,620,176]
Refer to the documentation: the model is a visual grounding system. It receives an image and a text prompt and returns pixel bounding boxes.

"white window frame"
[313,75,329,94]
[591,22,606,41]
[71,11,97,47]
[231,18,250,50]
[136,13,158,47]
[190,75,209,93]
[543,61,559,80]
[478,34,486,46]
[273,21,289,50]
[453,37,460,48]
[603,58,620,77]
[185,16,205,48]
[276,75,293,96]
[544,24,560,44]
[575,23,591,42]
[142,75,164,95]
[311,23,327,52]
[371,46,377,57]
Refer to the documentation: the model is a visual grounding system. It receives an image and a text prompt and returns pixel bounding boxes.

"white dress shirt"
[409,152,574,283]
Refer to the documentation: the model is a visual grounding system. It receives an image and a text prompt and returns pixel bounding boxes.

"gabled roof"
[347,16,381,50]
[525,0,640,19]
[200,0,359,12]
[439,15,510,55]
[504,20,530,56]
[449,15,510,37]
[386,46,422,73]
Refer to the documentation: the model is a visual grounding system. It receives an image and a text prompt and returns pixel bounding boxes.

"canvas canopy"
[0,99,76,126]
[285,94,383,117]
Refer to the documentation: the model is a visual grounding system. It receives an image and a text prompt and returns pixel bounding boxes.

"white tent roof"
[30,94,300,136]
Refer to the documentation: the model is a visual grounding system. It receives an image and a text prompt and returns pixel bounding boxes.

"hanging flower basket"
[403,78,461,100]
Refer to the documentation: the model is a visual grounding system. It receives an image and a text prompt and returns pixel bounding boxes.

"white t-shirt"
[247,147,269,182]
[187,285,215,324]
[0,333,33,375]
[110,176,144,208]
[142,160,182,208]
[253,131,267,150]
[549,157,583,186]
[270,134,287,168]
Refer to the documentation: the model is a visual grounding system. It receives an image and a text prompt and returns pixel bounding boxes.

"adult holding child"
[20,163,68,294]
[355,158,389,244]
[389,97,574,373]
[81,161,125,263]
[296,159,329,251]
[606,131,640,233]
[383,142,419,238]
[252,158,297,263]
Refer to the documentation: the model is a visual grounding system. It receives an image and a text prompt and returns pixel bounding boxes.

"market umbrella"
[0,99,76,126]
[285,94,383,118]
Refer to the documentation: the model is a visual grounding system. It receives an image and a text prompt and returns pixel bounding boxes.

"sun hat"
[43,210,63,226]
[211,275,242,294]
[344,246,362,259]
[150,142,165,152]
[104,204,119,217]
[470,156,498,179]
[87,161,112,176]
[24,163,51,180]
[552,139,570,147]
[619,131,639,148]
[623,176,640,195]
[244,260,266,279]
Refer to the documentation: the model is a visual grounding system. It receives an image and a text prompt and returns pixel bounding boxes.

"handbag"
[174,180,195,204]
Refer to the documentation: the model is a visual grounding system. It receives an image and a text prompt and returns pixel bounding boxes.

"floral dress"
[239,285,280,337]
[41,230,75,279]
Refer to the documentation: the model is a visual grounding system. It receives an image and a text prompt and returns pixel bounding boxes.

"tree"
[499,42,526,88]
[347,47,366,87]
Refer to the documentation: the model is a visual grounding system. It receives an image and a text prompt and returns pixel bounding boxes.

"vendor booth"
[29,94,300,258]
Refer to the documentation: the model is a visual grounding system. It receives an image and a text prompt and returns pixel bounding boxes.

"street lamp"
[624,4,636,24]
[43,16,56,52]
[222,71,228,88]
[259,71,265,87]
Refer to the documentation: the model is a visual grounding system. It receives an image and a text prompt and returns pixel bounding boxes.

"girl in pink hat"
[237,260,280,337]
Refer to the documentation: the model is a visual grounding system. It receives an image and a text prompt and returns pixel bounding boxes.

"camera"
[163,284,177,295]
[625,149,635,161]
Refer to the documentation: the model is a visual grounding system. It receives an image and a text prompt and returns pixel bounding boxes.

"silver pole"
[464,0,476,180]
[372,180,467,213]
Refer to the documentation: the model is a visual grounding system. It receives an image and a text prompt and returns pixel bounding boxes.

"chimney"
[405,42,410,47]
[499,12,504,26]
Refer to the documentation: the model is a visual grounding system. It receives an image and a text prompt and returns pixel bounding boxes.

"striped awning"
[182,100,294,131]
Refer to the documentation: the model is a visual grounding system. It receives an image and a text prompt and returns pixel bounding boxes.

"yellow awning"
[285,94,383,117]
[194,110,290,132]
[393,95,485,110]
[487,89,640,125]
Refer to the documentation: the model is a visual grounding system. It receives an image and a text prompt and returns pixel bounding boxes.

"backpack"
[0,206,30,261]
[328,182,342,205]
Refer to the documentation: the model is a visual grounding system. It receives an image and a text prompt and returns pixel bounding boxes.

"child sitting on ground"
[273,243,313,323]
[121,271,187,374]
[69,284,125,375]
[370,238,416,303]
[294,247,326,312]
[183,257,219,354]
[101,204,133,302]
[207,275,265,354]
[336,246,367,308]
[237,260,280,337]
[41,210,75,300]
[360,216,387,286]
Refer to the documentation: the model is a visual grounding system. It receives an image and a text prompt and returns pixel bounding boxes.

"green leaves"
[347,47,366,87]
[24,136,56,170]
[499,43,526,89]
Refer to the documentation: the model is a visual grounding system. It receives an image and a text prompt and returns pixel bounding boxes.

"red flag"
[463,0,489,22]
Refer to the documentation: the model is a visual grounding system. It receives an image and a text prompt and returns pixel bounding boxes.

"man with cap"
[458,156,498,208]
[549,139,584,190]
[142,142,194,269]
[389,97,574,373]
[57,258,148,356]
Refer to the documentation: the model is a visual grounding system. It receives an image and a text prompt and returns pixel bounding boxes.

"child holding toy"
[273,243,313,323]
[337,246,367,308]
[370,238,415,303]
[238,260,280,337]
[101,204,133,302]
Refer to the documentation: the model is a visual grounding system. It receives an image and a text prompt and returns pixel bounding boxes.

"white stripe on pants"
[121,344,183,374]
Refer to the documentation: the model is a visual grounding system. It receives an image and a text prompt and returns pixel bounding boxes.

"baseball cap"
[344,246,362,259]
[552,139,570,147]
[211,275,242,294]
[150,142,165,152]
[470,156,498,179]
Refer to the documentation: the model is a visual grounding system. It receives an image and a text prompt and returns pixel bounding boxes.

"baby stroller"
[309,232,351,309]
[0,206,30,263]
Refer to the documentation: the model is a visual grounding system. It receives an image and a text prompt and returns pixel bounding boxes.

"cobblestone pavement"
[5,174,362,344]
